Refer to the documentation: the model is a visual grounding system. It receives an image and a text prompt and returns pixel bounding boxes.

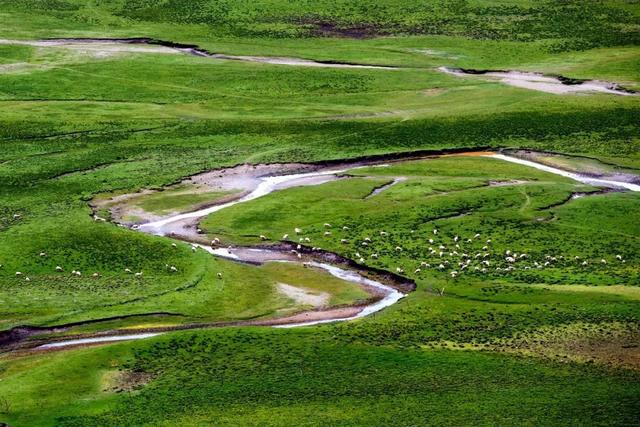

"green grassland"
[0,0,639,425]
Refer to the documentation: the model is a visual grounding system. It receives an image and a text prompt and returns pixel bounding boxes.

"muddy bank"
[439,67,637,96]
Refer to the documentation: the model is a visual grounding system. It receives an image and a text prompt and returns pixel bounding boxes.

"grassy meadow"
[0,0,639,425]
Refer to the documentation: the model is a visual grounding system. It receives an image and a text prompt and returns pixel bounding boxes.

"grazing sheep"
[15,271,22,276]
[379,231,388,236]
[361,242,368,246]
[438,264,445,270]
[371,253,379,259]
[259,235,268,241]
[171,243,177,248]
[453,236,459,242]
[616,254,622,260]
[25,277,30,282]
[396,267,404,274]
[92,272,100,278]
[217,272,223,279]
[433,229,438,235]
[13,214,21,219]
[395,246,403,252]
[428,239,434,244]
[340,239,348,244]
[135,272,143,277]
[601,259,607,264]
[364,237,372,242]
[55,266,63,272]
[125,268,132,273]
[74,271,82,277]
[211,238,220,245]
[450,271,458,278]
[39,252,46,257]
[324,223,332,228]
[282,234,289,240]
[414,268,421,274]
[295,228,302,234]
[474,233,481,239]
[304,237,311,243]
[170,266,178,272]
[323,231,331,236]
[582,261,588,266]
[342,226,349,231]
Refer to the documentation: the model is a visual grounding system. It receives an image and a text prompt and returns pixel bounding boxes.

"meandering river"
[36,151,638,349]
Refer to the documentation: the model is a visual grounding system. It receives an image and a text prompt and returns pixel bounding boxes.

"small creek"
[35,151,638,349]
[0,38,396,70]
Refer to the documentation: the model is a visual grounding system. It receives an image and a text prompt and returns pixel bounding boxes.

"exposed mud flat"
[277,283,330,308]
[438,67,637,96]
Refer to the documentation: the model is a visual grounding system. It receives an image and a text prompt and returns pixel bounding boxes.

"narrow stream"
[36,151,638,349]
[0,38,396,70]
[489,154,640,192]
